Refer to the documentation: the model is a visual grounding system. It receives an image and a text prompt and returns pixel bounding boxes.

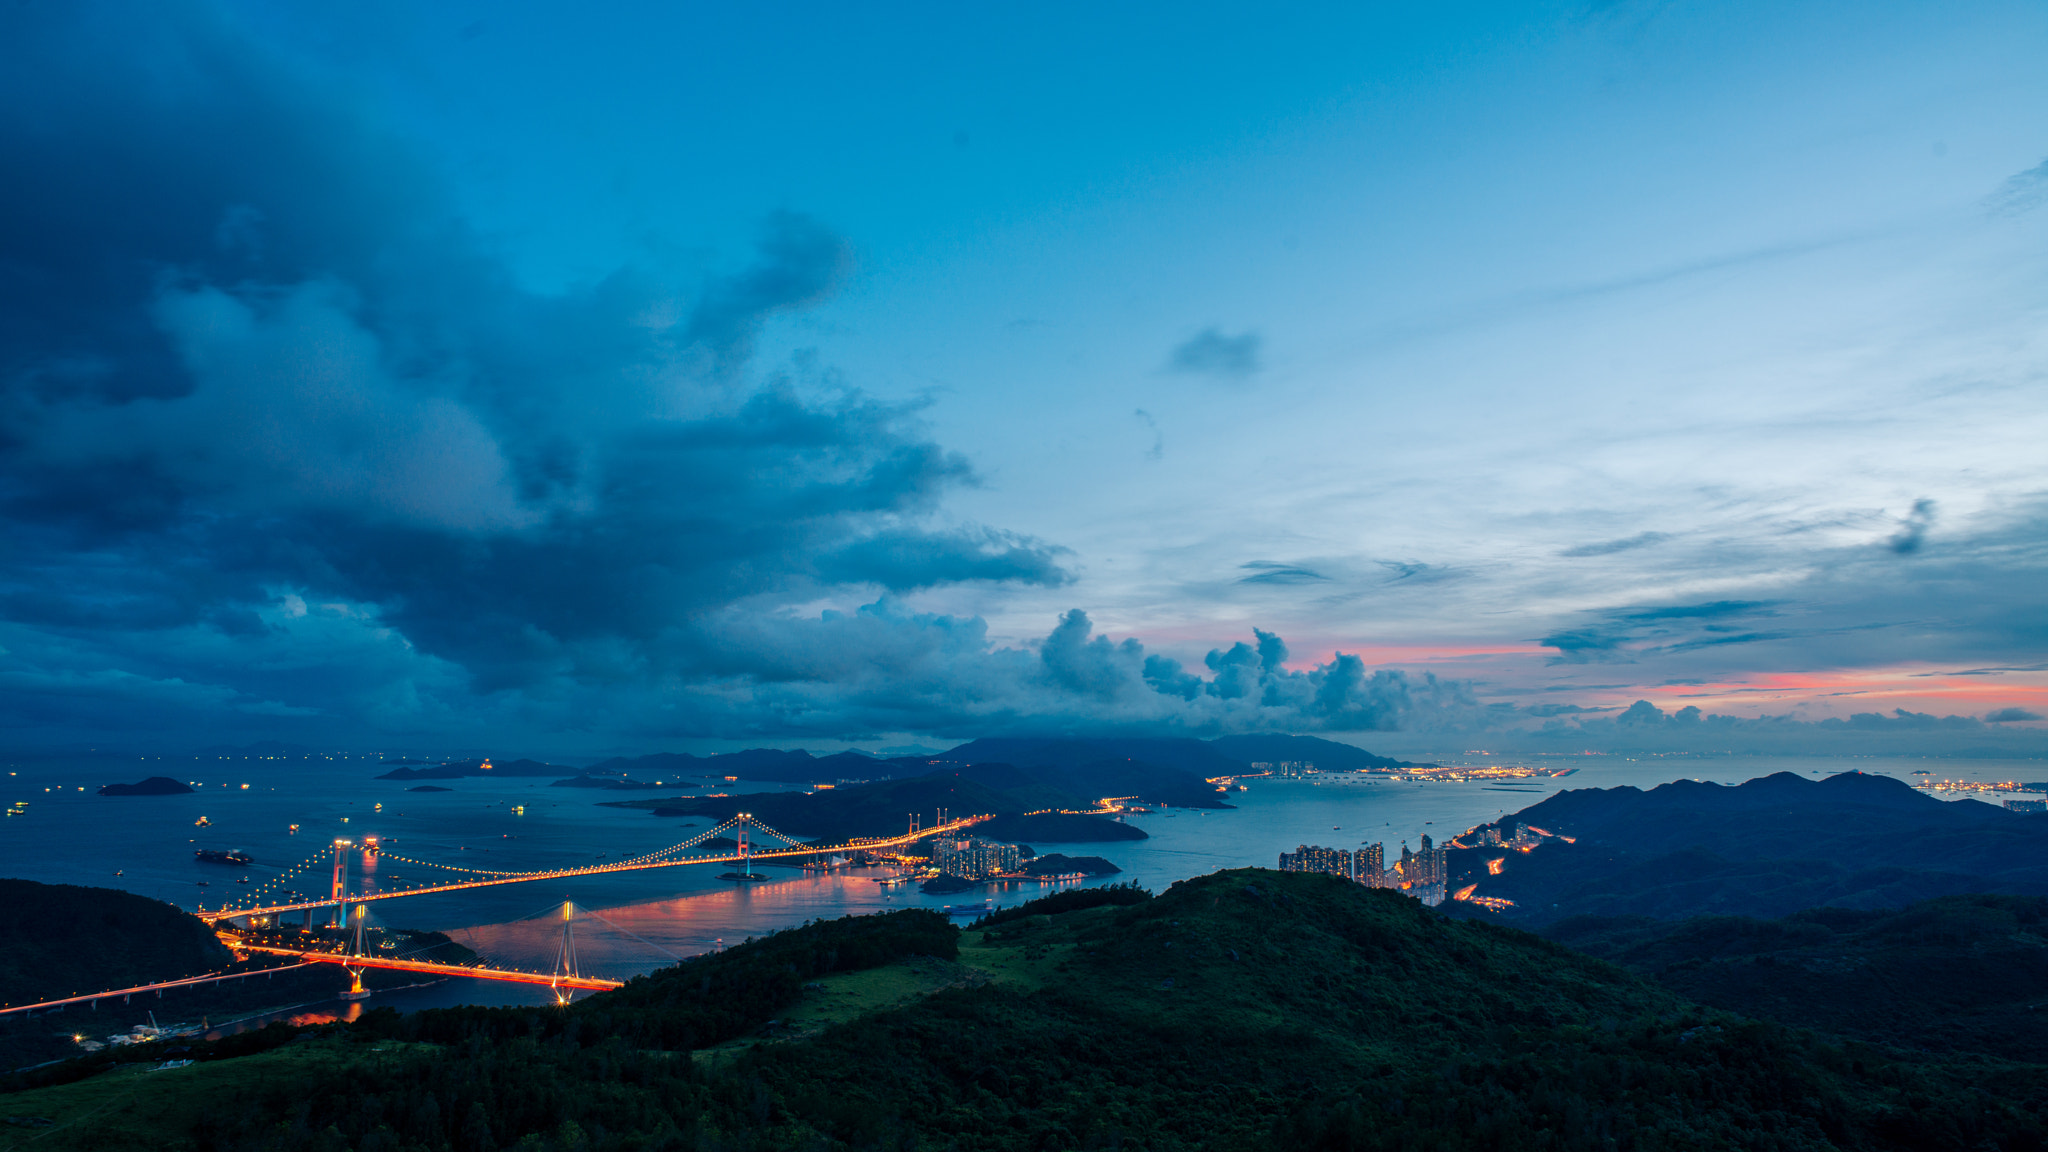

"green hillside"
[11,871,2048,1150]
[1548,894,2048,1062]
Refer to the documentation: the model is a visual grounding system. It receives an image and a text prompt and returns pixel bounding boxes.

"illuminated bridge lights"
[200,812,990,922]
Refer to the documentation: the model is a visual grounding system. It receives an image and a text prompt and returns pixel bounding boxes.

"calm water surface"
[6,750,2037,1016]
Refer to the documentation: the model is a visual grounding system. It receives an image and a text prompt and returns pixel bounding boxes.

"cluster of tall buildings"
[931,837,1023,879]
[1250,760,1316,778]
[1279,835,1449,906]
[1475,823,1544,850]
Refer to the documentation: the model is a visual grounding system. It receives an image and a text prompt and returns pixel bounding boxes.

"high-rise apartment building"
[1359,842,1384,884]
[1278,844,1353,879]
[932,838,1023,879]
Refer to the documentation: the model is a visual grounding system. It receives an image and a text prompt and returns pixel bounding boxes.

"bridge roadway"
[201,814,991,923]
[0,964,321,1017]
[232,942,623,991]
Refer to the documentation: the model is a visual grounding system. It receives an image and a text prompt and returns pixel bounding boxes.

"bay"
[5,749,2037,1020]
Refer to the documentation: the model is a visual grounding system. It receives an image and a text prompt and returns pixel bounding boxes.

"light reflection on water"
[11,751,2035,1014]
[458,866,1092,981]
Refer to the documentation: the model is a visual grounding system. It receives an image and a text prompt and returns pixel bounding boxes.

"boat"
[238,876,251,884]
[195,880,209,887]
[195,849,254,865]
[193,816,211,827]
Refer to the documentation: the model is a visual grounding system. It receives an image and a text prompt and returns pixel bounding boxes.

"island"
[96,776,194,796]
[1022,853,1121,877]
[604,759,1161,843]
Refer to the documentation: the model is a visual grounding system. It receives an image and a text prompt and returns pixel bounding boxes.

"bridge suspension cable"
[201,811,990,922]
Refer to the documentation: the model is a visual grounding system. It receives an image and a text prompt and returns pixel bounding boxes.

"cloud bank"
[0,5,1080,749]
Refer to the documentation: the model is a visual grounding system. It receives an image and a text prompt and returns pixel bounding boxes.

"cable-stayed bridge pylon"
[199,811,987,924]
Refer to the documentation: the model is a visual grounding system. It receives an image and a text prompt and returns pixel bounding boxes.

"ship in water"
[195,848,254,866]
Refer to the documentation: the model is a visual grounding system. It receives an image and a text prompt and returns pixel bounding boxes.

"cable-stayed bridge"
[199,811,988,925]
[2,813,989,1017]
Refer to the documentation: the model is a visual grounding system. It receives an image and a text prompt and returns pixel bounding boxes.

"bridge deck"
[235,943,623,990]
[203,814,988,921]
[0,963,320,1016]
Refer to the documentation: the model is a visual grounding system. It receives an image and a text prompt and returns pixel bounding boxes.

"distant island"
[375,758,579,781]
[592,734,1435,844]
[1022,852,1121,876]
[615,769,1146,843]
[405,785,453,792]
[471,733,1429,792]
[96,776,194,796]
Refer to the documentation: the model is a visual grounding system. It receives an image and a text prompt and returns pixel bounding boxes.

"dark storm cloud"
[1237,561,1331,585]
[686,212,851,373]
[0,4,1496,750]
[1521,703,1613,717]
[1166,327,1262,379]
[1538,600,1784,663]
[1558,531,1670,558]
[1886,498,1938,554]
[1620,601,1777,622]
[0,4,1077,745]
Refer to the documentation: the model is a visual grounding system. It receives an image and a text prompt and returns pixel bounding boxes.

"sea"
[4,750,2040,1023]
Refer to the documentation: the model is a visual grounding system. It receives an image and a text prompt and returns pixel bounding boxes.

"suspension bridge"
[199,811,988,925]
[1,811,988,1017]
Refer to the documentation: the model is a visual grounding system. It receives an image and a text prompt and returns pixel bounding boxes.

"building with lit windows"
[1278,844,1352,878]
[931,838,1022,879]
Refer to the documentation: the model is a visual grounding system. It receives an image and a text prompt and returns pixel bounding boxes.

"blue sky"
[3,1,2045,754]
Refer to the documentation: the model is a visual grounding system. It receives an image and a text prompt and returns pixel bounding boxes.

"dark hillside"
[0,879,230,1007]
[38,870,2048,1151]
[610,766,1142,841]
[586,748,916,784]
[1510,771,2036,874]
[977,811,1147,841]
[937,737,1235,806]
[1548,894,2048,1061]
[1210,733,1425,770]
[1450,771,2048,925]
[375,758,576,780]
[612,771,1023,840]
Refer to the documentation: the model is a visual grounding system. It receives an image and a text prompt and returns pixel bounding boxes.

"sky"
[2,0,2045,756]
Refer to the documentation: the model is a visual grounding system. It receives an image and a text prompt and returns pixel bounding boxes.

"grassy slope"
[11,872,2048,1151]
[0,1042,378,1152]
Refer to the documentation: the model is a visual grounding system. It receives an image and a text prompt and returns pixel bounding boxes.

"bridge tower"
[737,815,753,878]
[339,903,372,1000]
[550,901,580,1006]
[330,840,349,928]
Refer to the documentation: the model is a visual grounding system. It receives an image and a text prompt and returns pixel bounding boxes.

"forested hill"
[1547,894,2048,1062]
[582,733,1403,796]
[1451,771,2048,924]
[0,879,229,1007]
[584,747,909,784]
[605,766,1150,842]
[1209,733,1425,770]
[13,870,2048,1150]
